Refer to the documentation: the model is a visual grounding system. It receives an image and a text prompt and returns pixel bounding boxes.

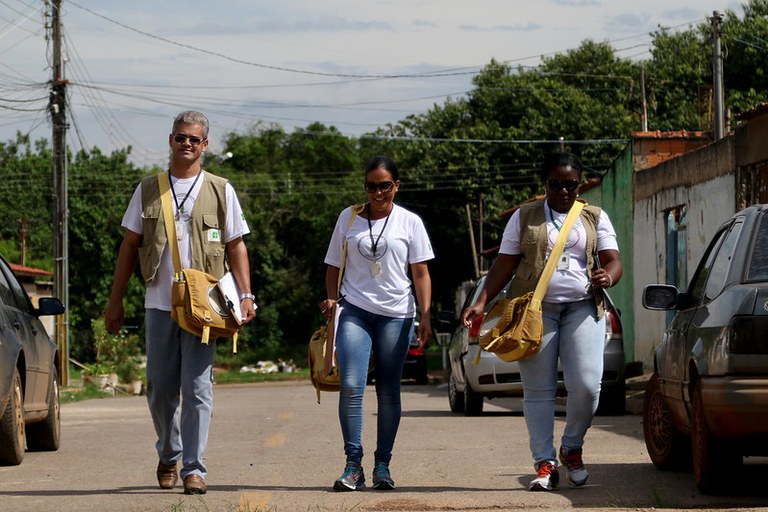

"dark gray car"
[0,255,65,465]
[642,203,768,494]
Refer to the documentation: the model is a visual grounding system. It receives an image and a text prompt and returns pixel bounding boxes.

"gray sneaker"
[559,446,589,487]
[372,462,395,490]
[333,463,366,491]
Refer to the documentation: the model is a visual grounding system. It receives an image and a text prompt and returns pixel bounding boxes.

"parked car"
[642,204,768,494]
[369,321,429,385]
[0,255,65,465]
[401,321,429,384]
[442,274,626,416]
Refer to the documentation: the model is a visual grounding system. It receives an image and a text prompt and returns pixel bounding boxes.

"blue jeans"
[518,299,605,467]
[145,309,216,480]
[335,300,413,466]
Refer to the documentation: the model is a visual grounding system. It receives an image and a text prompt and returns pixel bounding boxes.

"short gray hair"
[172,111,209,139]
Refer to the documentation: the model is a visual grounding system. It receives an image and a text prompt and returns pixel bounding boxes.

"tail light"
[468,313,485,344]
[729,316,768,354]
[604,307,622,347]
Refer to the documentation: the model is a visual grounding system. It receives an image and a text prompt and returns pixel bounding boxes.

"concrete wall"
[581,147,636,361]
[632,137,736,371]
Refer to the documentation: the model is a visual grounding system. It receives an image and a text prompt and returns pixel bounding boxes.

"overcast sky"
[0,0,739,168]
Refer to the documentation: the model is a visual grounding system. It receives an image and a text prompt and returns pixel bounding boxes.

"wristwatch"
[240,293,256,302]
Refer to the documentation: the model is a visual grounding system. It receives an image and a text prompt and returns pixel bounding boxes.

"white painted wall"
[633,174,735,371]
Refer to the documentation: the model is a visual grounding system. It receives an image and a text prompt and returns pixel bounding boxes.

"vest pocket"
[202,214,226,275]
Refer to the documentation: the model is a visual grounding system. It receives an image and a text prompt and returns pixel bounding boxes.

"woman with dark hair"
[462,152,622,492]
[321,156,434,491]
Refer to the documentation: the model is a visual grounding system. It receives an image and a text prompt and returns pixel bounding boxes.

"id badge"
[175,219,187,240]
[557,249,570,270]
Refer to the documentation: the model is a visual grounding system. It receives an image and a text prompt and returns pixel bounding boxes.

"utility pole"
[49,0,70,385]
[711,11,725,140]
[640,67,648,132]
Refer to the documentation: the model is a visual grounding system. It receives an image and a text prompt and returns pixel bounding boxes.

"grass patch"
[61,381,115,404]
[214,367,309,385]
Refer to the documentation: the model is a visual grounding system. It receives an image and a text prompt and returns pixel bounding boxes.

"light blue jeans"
[518,299,605,467]
[335,300,413,466]
[145,309,216,480]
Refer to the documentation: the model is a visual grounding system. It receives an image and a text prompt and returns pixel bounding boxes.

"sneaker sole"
[372,481,395,490]
[528,482,557,492]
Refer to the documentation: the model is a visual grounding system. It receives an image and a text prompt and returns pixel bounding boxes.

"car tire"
[448,371,465,413]
[0,368,25,466]
[27,367,61,452]
[414,358,429,385]
[464,382,483,416]
[692,379,741,494]
[642,372,690,471]
[596,382,626,416]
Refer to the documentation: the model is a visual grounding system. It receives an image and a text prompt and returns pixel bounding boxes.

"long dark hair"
[364,156,400,181]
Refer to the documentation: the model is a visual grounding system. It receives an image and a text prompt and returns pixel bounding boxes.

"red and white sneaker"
[528,460,559,491]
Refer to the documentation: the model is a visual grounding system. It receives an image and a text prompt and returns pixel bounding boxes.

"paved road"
[2,380,768,512]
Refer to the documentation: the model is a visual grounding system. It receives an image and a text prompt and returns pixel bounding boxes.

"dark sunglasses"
[173,134,206,145]
[364,181,395,193]
[547,179,580,192]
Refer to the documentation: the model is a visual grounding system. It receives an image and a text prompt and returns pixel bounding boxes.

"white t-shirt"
[499,203,619,303]
[122,171,250,311]
[324,204,434,318]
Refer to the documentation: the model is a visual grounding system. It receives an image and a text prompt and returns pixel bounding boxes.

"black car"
[642,204,768,494]
[0,255,65,465]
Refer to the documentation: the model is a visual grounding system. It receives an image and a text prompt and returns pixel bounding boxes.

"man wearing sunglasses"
[105,111,256,495]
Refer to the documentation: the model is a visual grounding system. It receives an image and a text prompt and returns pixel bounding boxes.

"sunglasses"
[364,181,395,193]
[173,134,206,145]
[547,179,580,192]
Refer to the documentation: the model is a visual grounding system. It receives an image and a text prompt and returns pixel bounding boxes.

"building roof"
[9,262,53,278]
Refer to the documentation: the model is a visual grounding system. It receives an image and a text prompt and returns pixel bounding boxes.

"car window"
[686,223,730,305]
[0,261,18,308]
[703,220,742,301]
[748,212,768,281]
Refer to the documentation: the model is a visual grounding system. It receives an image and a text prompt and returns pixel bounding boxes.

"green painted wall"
[580,147,635,363]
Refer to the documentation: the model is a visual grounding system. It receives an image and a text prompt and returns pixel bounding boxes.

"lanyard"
[546,202,562,231]
[168,170,202,219]
[366,203,391,256]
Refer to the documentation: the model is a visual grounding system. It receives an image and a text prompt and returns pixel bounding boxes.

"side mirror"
[642,284,679,310]
[35,297,66,316]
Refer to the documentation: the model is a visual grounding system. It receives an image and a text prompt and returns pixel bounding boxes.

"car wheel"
[464,381,483,416]
[596,383,626,416]
[448,371,465,413]
[414,358,429,385]
[642,372,690,470]
[27,367,61,452]
[692,380,741,494]
[0,368,25,465]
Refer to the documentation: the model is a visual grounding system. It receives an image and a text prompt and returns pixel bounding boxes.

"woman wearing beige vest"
[462,152,622,492]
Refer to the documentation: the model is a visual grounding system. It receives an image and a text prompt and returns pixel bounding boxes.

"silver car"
[445,275,626,416]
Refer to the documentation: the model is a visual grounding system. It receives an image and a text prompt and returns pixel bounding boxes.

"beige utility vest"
[508,198,606,318]
[138,172,229,284]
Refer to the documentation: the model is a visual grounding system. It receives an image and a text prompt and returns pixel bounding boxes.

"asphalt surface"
[1,379,768,512]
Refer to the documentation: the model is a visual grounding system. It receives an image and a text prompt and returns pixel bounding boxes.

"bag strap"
[532,200,585,301]
[158,172,183,274]
[336,203,366,296]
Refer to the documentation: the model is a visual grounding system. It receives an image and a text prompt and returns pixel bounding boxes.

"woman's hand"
[417,315,432,348]
[461,301,485,328]
[591,268,613,289]
[319,298,336,323]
